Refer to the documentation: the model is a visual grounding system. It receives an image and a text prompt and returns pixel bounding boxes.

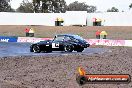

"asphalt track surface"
[0,42,106,57]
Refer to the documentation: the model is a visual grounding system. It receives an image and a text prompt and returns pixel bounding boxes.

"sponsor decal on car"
[52,43,59,48]
[46,45,49,46]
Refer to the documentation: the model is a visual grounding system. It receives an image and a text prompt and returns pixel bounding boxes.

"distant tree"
[50,0,67,13]
[87,5,97,13]
[0,0,14,12]
[107,7,119,12]
[32,0,67,13]
[129,3,132,9]
[66,1,96,13]
[32,0,41,13]
[16,0,34,13]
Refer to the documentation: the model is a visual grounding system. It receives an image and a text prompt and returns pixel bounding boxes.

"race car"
[30,34,90,53]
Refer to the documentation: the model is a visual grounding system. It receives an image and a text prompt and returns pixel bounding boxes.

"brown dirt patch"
[0,26,132,39]
[0,47,132,88]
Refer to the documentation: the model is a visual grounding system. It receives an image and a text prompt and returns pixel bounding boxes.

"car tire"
[64,45,73,52]
[77,48,84,52]
[32,45,41,53]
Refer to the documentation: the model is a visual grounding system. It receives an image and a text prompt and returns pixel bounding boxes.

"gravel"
[0,47,132,88]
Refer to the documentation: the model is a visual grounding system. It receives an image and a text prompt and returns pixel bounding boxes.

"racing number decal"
[52,43,59,48]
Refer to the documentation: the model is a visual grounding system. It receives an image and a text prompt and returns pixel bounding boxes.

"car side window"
[64,37,71,42]
[71,38,79,42]
[54,36,64,41]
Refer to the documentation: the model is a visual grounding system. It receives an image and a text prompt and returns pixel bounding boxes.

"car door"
[52,36,64,51]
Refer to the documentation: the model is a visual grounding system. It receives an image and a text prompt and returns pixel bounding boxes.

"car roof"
[56,34,77,37]
[55,34,85,40]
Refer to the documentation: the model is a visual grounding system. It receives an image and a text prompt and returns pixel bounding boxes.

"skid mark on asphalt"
[0,42,106,57]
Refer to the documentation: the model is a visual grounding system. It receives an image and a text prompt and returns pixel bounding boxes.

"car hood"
[78,39,88,44]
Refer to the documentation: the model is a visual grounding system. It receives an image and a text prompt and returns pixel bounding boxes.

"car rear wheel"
[33,45,41,53]
[77,48,84,52]
[64,45,73,52]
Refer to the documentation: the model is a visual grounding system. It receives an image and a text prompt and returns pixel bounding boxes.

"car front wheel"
[32,45,41,53]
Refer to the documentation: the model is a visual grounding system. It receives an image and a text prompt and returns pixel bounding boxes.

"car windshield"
[72,35,84,41]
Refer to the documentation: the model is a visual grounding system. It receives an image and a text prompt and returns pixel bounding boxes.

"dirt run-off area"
[0,47,132,88]
[0,26,132,88]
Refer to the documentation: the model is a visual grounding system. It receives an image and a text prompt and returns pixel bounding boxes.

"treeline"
[16,0,97,13]
[0,0,15,12]
[0,0,97,13]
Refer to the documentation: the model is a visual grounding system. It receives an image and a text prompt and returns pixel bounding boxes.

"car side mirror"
[52,38,55,42]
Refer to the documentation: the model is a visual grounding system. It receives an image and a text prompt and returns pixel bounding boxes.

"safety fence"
[17,37,52,43]
[86,39,125,46]
[0,36,18,42]
[0,36,132,47]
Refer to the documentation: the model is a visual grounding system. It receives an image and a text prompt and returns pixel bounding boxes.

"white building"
[87,12,132,26]
[0,11,87,26]
[0,11,132,26]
